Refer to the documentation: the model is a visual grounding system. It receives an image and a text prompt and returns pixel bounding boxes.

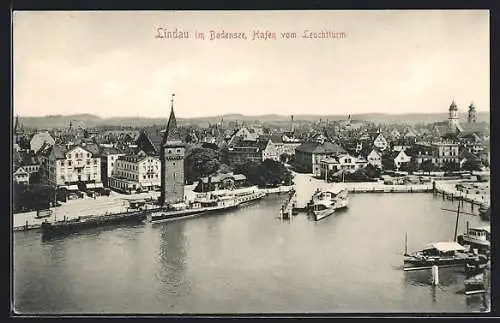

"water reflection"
[404,267,464,287]
[155,222,191,300]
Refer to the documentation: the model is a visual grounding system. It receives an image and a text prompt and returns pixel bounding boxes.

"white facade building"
[109,155,161,193]
[45,144,102,189]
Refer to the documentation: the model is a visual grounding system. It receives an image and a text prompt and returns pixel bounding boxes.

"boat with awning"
[403,241,488,270]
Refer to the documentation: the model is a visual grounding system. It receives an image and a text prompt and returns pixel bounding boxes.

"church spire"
[14,115,19,133]
[162,93,182,146]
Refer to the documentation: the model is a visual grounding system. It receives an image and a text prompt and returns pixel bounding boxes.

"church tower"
[14,115,20,145]
[159,94,185,207]
[468,102,477,123]
[448,100,459,133]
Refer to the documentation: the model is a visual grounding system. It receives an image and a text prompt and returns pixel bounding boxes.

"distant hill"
[17,112,490,130]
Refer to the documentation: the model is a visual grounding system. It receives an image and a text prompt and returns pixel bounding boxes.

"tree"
[461,159,483,172]
[364,164,381,178]
[442,161,460,172]
[217,163,231,174]
[382,155,395,171]
[400,158,418,174]
[184,147,221,184]
[279,153,292,163]
[233,159,293,187]
[420,159,435,174]
[28,172,41,185]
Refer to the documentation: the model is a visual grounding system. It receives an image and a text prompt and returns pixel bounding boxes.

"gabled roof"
[100,146,125,156]
[138,128,163,154]
[296,141,345,155]
[48,144,100,159]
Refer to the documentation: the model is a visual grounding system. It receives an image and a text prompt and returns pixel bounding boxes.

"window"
[94,159,97,165]
[168,149,172,154]
[177,149,180,153]
[144,175,146,179]
[68,160,72,166]
[87,153,90,158]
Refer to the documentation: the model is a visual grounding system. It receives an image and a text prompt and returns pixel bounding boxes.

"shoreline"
[13,177,489,232]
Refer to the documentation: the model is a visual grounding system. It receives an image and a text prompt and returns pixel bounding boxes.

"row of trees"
[383,157,483,174]
[184,147,293,187]
[13,183,55,212]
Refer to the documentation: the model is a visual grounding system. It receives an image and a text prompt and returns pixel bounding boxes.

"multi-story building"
[41,143,102,191]
[295,140,346,176]
[406,143,436,166]
[224,138,279,164]
[432,140,460,166]
[406,141,459,168]
[266,133,302,158]
[100,147,125,187]
[319,153,361,178]
[108,154,161,193]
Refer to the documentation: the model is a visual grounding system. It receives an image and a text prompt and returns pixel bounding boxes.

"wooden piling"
[432,265,439,286]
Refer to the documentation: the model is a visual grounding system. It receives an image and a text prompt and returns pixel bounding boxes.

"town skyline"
[14,107,491,119]
[14,10,489,118]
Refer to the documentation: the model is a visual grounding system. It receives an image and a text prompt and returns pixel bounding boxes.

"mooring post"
[432,265,439,286]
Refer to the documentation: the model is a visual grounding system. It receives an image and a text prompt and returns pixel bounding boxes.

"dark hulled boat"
[41,210,147,239]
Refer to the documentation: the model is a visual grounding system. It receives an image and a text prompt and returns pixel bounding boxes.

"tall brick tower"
[159,94,185,207]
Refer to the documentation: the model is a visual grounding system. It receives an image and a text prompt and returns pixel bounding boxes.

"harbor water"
[13,193,490,314]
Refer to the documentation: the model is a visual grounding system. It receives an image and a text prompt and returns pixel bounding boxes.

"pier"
[280,189,297,219]
[433,182,489,213]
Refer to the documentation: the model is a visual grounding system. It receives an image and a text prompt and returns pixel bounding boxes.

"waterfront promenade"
[291,172,490,209]
[13,173,490,231]
[13,184,196,230]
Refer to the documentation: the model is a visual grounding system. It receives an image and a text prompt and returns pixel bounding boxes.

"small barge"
[41,210,148,239]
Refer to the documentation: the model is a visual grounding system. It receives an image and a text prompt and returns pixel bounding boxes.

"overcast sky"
[13,10,489,118]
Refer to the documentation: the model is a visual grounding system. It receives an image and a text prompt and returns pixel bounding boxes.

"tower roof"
[162,94,183,147]
[469,102,476,110]
[449,100,458,111]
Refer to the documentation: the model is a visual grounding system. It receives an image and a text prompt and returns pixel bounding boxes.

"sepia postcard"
[12,10,491,315]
